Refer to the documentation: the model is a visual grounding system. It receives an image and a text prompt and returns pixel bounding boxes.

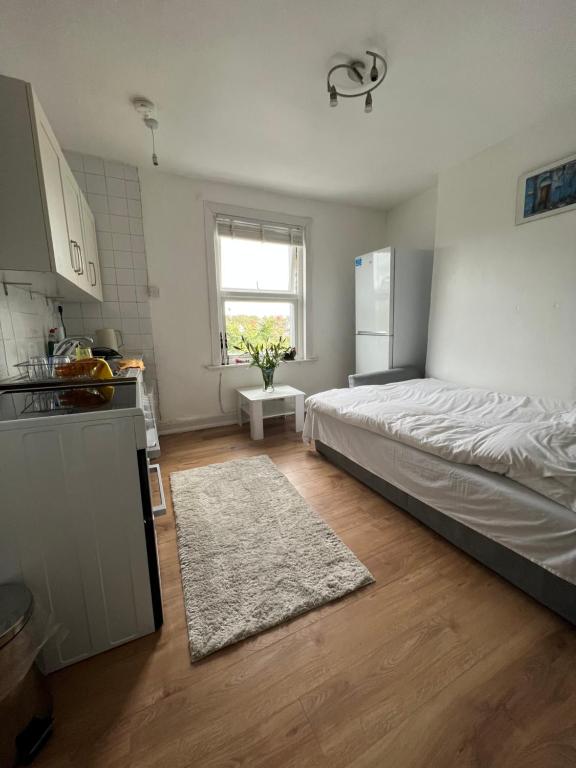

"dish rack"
[15,356,72,380]
[15,356,116,383]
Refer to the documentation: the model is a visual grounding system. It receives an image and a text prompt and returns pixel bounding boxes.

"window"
[206,206,308,364]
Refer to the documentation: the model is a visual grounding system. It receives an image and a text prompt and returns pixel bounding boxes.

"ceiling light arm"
[326,50,388,99]
[326,63,361,95]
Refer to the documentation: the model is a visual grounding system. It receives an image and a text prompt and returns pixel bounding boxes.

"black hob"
[0,382,137,421]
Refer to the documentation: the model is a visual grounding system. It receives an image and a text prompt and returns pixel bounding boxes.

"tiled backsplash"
[0,286,59,379]
[62,151,156,382]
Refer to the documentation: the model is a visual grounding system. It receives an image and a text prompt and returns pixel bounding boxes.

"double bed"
[303,370,576,624]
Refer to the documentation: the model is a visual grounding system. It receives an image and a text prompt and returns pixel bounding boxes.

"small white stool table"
[237,385,305,440]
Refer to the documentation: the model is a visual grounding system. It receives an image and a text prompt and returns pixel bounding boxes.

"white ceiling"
[1,0,576,209]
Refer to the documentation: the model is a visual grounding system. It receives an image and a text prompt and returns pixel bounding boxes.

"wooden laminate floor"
[36,420,576,768]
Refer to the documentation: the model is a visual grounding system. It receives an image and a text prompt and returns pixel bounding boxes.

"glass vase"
[261,367,275,392]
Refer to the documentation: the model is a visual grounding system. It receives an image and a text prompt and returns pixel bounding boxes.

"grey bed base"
[316,440,576,626]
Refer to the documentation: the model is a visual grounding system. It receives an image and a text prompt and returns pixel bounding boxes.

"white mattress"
[304,378,576,511]
[306,410,576,585]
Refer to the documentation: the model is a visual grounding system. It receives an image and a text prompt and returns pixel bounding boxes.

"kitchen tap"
[53,335,94,357]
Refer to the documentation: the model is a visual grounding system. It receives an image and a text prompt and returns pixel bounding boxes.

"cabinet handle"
[77,243,85,275]
[70,239,80,273]
[69,240,76,271]
[89,260,97,287]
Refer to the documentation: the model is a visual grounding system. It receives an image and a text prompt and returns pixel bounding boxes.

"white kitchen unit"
[0,380,163,672]
[355,248,433,374]
[0,73,102,302]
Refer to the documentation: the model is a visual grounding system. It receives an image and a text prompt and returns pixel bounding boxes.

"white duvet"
[304,378,576,511]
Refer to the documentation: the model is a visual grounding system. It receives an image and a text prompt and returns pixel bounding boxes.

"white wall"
[427,103,576,399]
[0,284,59,378]
[385,186,437,250]
[140,172,387,431]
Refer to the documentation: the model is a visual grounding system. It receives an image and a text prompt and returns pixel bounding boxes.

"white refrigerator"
[355,247,433,375]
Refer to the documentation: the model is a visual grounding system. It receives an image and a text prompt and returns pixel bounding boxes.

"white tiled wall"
[0,286,59,379]
[62,151,156,382]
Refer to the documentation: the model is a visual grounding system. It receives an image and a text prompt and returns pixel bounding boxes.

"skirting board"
[315,441,576,626]
[159,414,237,435]
[159,409,308,436]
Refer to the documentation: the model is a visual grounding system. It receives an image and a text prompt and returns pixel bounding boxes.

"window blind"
[215,216,304,246]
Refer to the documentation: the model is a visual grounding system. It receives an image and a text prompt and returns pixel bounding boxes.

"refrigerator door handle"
[356,331,392,336]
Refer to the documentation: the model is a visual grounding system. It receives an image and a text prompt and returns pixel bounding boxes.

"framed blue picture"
[516,153,576,224]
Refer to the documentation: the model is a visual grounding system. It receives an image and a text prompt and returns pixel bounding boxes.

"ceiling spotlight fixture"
[132,97,160,166]
[326,50,387,113]
[370,53,379,82]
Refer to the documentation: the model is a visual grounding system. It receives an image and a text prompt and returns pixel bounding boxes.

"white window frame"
[204,202,312,366]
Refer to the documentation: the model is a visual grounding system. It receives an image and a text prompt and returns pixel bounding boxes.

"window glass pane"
[219,237,292,291]
[224,301,293,354]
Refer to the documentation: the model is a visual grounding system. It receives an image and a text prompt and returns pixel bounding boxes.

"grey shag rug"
[171,455,374,661]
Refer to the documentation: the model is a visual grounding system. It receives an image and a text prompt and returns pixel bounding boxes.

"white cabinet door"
[355,334,391,374]
[355,249,393,333]
[80,196,103,301]
[36,120,78,284]
[0,416,156,672]
[61,164,88,287]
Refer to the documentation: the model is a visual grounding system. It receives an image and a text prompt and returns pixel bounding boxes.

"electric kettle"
[95,328,124,350]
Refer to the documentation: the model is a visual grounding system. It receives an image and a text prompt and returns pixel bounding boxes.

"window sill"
[205,356,318,371]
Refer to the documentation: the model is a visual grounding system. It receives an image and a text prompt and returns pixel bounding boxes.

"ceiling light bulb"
[370,61,379,82]
[329,85,338,107]
[364,92,373,113]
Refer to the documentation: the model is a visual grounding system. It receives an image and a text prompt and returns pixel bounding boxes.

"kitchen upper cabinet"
[0,73,102,302]
[80,195,103,301]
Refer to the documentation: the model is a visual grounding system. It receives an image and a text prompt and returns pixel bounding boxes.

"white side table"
[237,385,306,440]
